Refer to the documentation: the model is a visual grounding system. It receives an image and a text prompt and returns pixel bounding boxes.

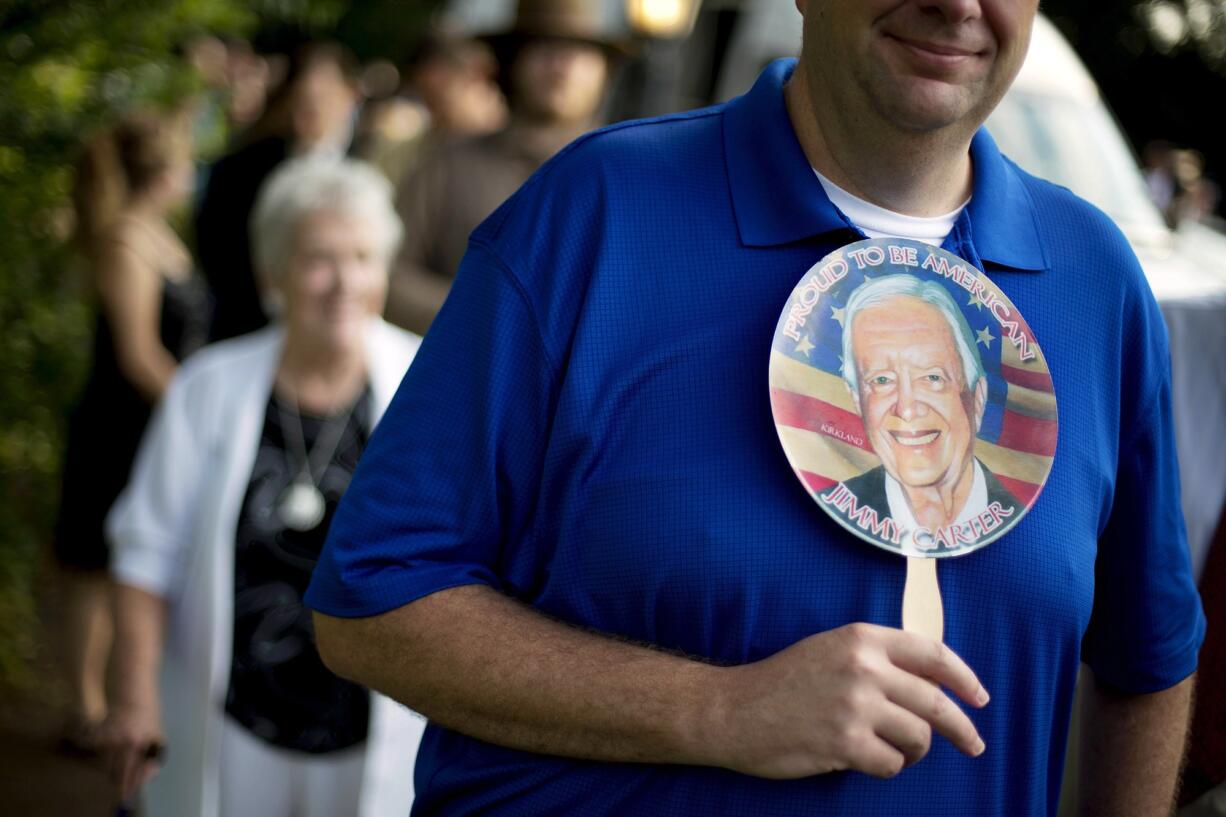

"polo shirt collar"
[723,59,1048,272]
[724,60,849,247]
[963,128,1048,271]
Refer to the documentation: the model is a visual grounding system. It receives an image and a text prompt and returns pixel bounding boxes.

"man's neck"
[784,70,973,217]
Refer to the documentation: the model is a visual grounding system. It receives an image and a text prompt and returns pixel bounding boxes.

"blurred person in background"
[386,0,623,335]
[358,30,507,186]
[409,30,506,141]
[100,157,423,817]
[1143,140,1222,228]
[187,36,277,163]
[52,108,211,755]
[1143,139,1177,220]
[225,38,280,135]
[349,58,418,179]
[185,35,234,161]
[1171,148,1221,226]
[196,41,361,342]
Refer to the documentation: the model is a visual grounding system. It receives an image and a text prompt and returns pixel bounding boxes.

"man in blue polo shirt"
[307,2,1204,815]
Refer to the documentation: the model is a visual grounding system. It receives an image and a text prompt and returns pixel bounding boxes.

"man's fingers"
[872,702,933,767]
[881,667,985,758]
[845,733,907,779]
[882,630,989,708]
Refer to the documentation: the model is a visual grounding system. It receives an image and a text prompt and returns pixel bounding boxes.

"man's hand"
[713,623,989,779]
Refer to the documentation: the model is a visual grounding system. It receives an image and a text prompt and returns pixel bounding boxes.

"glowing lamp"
[625,0,702,39]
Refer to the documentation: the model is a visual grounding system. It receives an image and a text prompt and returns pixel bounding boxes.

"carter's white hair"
[841,274,985,396]
[249,156,402,285]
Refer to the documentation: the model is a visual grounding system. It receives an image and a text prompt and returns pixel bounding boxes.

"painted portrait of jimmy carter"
[834,274,1020,553]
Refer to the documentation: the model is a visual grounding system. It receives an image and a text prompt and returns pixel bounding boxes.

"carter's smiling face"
[850,295,986,491]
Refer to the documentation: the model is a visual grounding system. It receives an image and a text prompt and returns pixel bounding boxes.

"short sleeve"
[306,240,557,617]
[107,362,208,598]
[1081,292,1206,693]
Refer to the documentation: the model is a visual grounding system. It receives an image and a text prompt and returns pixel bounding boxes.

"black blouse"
[225,386,372,754]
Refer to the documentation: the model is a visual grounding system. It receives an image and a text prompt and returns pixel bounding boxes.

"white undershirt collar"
[813,168,970,246]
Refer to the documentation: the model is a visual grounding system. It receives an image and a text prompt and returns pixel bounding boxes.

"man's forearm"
[1076,672,1195,817]
[316,584,991,779]
[314,584,722,766]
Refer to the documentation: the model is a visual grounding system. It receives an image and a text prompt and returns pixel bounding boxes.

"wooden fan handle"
[902,556,944,643]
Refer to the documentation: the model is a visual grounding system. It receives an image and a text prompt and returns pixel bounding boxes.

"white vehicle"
[986,16,1226,300]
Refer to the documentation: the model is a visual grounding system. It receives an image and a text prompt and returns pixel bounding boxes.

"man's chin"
[870,78,980,133]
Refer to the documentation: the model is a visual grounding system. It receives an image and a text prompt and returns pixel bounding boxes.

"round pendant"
[277,481,326,532]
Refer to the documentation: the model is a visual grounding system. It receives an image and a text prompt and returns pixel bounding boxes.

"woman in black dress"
[54,108,210,750]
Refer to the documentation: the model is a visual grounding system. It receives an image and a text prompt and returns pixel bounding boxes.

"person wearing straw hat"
[385,0,624,335]
[307,1,1202,816]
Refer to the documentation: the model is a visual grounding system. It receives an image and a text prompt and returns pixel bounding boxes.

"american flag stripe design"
[770,350,1053,507]
[1000,362,1054,393]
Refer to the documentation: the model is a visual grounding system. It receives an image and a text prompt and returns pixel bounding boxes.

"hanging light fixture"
[625,0,703,39]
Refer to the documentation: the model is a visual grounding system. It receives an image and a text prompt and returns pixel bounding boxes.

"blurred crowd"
[1143,138,1224,230]
[48,1,625,815]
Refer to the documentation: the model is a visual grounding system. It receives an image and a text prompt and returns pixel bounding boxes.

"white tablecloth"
[1160,290,1226,578]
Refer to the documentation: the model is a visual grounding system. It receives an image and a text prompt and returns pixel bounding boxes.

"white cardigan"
[108,320,425,817]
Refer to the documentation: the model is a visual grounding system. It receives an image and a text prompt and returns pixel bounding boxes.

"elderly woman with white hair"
[101,157,424,817]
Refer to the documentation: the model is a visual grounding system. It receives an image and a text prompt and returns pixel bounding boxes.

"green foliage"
[333,0,443,63]
[0,0,348,692]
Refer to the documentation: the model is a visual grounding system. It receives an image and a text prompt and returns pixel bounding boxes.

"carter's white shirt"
[885,459,991,551]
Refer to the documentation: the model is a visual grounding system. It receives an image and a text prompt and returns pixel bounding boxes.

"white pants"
[218,716,367,817]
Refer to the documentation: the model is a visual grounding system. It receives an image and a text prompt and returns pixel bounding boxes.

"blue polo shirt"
[307,61,1204,816]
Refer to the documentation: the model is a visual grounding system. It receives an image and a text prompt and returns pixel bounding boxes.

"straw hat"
[480,0,630,58]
